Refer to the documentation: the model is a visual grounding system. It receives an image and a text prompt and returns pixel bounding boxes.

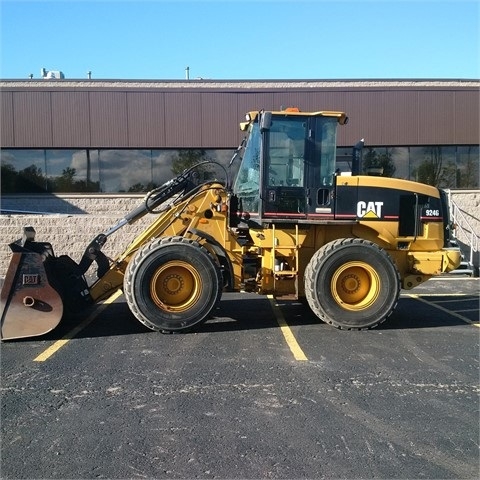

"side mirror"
[260,111,272,132]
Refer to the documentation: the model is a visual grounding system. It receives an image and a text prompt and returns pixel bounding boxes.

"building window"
[335,145,479,188]
[1,146,478,194]
[0,149,100,193]
[409,146,457,188]
[457,146,479,188]
[0,148,236,194]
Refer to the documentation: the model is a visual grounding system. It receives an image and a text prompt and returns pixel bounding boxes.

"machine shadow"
[43,295,285,340]
[25,292,474,342]
[262,295,474,330]
[381,295,478,330]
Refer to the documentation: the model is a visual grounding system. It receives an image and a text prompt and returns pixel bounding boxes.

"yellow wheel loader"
[0,108,462,340]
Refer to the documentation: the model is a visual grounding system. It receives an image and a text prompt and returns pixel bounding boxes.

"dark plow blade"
[1,251,63,340]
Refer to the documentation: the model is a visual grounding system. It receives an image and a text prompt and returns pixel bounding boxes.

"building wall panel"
[272,91,332,113]
[382,90,419,145]
[274,91,351,118]
[454,90,480,144]
[51,91,90,147]
[200,92,239,147]
[417,90,454,145]
[89,92,128,147]
[339,91,387,147]
[127,92,166,147]
[164,92,202,147]
[1,91,14,146]
[232,91,276,144]
[1,81,478,150]
[236,92,276,119]
[13,91,52,147]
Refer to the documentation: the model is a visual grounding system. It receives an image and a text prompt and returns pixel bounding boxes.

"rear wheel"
[124,236,222,332]
[304,238,400,330]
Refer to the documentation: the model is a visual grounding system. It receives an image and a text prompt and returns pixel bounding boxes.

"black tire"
[304,238,400,330]
[124,236,222,332]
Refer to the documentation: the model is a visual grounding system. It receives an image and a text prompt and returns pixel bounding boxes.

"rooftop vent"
[41,67,65,79]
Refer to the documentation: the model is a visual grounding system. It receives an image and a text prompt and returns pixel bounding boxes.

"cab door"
[304,117,339,218]
[262,116,308,219]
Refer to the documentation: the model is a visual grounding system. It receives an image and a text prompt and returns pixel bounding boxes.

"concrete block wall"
[449,190,480,274]
[0,195,155,280]
[1,194,146,216]
[449,191,480,237]
[0,215,154,270]
[1,191,478,278]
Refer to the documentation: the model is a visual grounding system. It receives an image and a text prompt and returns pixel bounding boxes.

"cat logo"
[356,201,384,219]
[23,274,39,285]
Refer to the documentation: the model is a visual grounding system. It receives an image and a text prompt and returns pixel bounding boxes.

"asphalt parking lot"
[1,277,479,479]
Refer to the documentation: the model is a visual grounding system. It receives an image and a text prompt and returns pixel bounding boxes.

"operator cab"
[232,108,347,224]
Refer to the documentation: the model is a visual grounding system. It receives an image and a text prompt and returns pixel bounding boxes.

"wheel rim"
[331,261,381,311]
[150,261,202,312]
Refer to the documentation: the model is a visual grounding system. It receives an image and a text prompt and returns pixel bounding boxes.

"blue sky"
[1,0,478,80]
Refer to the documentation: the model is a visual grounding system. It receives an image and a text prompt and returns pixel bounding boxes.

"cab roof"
[244,108,348,125]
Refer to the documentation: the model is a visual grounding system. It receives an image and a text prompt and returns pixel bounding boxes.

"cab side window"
[267,119,306,188]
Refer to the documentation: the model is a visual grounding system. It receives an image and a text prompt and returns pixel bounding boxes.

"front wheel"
[124,236,222,332]
[304,238,400,330]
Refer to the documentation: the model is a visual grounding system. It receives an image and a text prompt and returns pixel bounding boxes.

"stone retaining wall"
[1,191,478,277]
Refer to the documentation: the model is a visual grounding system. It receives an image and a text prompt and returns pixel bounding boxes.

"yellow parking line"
[407,294,475,325]
[400,293,467,297]
[34,290,123,362]
[267,295,308,361]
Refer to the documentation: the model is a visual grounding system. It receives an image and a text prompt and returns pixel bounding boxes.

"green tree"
[72,179,101,192]
[413,147,444,187]
[458,147,479,188]
[17,164,47,192]
[437,161,457,189]
[171,150,212,180]
[1,162,18,193]
[128,182,158,192]
[53,167,77,191]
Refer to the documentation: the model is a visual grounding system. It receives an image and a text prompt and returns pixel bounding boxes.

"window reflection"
[410,146,456,188]
[1,145,478,193]
[333,145,478,189]
[457,146,479,188]
[390,147,409,180]
[98,150,153,192]
[46,150,100,192]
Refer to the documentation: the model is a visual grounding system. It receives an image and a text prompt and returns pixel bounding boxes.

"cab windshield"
[232,122,261,213]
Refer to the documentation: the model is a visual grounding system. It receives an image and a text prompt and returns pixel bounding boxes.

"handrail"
[447,191,479,270]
